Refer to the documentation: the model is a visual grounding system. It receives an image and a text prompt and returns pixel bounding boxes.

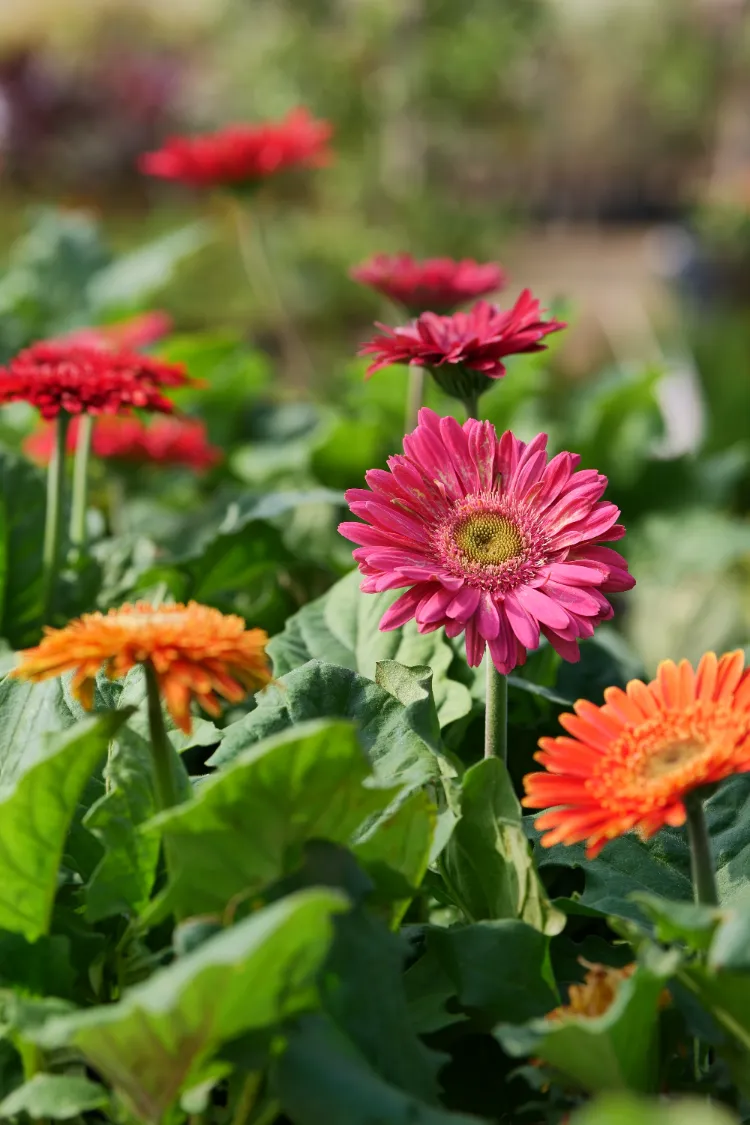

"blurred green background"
[1,0,750,674]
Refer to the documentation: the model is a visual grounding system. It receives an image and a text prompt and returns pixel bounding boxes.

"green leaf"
[87,223,210,311]
[496,956,677,1093]
[0,710,128,941]
[0,453,47,647]
[0,932,75,998]
[0,1074,109,1120]
[535,774,750,920]
[352,789,436,914]
[209,661,442,787]
[419,920,558,1024]
[37,888,348,1125]
[443,759,564,934]
[631,894,720,952]
[709,905,750,971]
[375,660,457,768]
[569,1092,739,1125]
[322,910,442,1102]
[148,720,396,918]
[274,1014,485,1125]
[0,677,77,788]
[268,569,473,728]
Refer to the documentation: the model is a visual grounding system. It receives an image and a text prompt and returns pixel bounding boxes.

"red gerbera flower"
[350,253,506,314]
[25,415,221,472]
[0,342,190,420]
[139,108,333,189]
[359,293,565,393]
[55,311,173,353]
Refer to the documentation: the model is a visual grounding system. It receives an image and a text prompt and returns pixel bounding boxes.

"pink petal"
[379,586,430,630]
[446,585,481,620]
[516,585,570,629]
[504,592,540,650]
[476,591,501,640]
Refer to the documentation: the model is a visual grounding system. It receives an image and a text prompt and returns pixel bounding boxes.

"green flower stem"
[405,366,425,432]
[70,413,93,551]
[464,390,480,420]
[144,662,180,813]
[484,658,508,762]
[228,196,313,381]
[685,792,719,906]
[41,411,71,621]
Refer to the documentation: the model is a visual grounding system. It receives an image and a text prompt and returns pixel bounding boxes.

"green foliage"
[0,1074,109,1120]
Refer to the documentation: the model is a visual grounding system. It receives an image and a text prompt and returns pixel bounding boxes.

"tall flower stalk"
[69,414,93,553]
[41,411,70,619]
[684,791,719,906]
[484,659,508,762]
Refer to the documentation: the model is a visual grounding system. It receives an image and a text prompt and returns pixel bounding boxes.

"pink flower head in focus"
[350,253,506,314]
[24,415,221,472]
[138,109,333,189]
[339,408,634,674]
[359,293,566,383]
[56,312,173,353]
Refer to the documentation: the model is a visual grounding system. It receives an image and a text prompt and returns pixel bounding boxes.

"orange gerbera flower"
[547,961,637,1022]
[523,651,750,858]
[13,601,272,733]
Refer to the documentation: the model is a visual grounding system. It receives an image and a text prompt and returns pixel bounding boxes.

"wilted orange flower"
[547,962,637,1022]
[13,601,272,733]
[523,651,750,858]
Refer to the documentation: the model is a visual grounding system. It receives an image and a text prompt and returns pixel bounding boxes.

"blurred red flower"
[350,253,506,314]
[56,311,173,352]
[138,108,333,189]
[0,342,188,419]
[25,414,221,472]
[359,292,566,381]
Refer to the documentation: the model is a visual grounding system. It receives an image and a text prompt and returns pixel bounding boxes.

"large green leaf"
[443,758,564,934]
[0,453,47,647]
[416,920,558,1025]
[274,1014,485,1125]
[147,720,396,919]
[0,710,128,940]
[570,1093,739,1125]
[353,789,436,914]
[87,223,210,311]
[322,910,443,1102]
[496,954,678,1093]
[209,661,442,787]
[0,677,77,788]
[0,1075,109,1120]
[268,569,473,727]
[36,889,347,1125]
[83,668,191,922]
[535,774,750,921]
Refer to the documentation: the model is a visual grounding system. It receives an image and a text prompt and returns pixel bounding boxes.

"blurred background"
[1,0,750,675]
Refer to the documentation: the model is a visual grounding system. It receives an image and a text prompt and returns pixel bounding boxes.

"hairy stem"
[70,413,93,551]
[685,792,719,906]
[42,411,70,621]
[484,659,508,763]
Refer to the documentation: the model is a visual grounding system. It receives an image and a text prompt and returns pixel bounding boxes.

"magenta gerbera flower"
[360,292,565,382]
[339,408,634,674]
[350,253,506,314]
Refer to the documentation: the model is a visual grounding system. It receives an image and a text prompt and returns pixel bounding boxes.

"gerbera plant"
[524,651,750,904]
[13,601,272,811]
[0,340,190,615]
[339,407,633,761]
[359,291,565,419]
[140,109,333,380]
[351,252,507,429]
[25,414,221,473]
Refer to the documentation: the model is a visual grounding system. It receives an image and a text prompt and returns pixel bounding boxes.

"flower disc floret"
[339,407,633,675]
[523,651,750,857]
[12,601,272,733]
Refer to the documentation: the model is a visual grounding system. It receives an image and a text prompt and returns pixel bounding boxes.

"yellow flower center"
[641,738,705,780]
[454,513,523,565]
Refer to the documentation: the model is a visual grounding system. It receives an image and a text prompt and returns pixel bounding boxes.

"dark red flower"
[359,292,566,382]
[25,414,221,472]
[55,311,173,352]
[350,253,506,314]
[138,108,333,189]
[0,342,189,420]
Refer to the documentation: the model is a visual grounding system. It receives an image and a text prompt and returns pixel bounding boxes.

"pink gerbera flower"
[350,253,506,314]
[339,408,634,674]
[359,293,565,383]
